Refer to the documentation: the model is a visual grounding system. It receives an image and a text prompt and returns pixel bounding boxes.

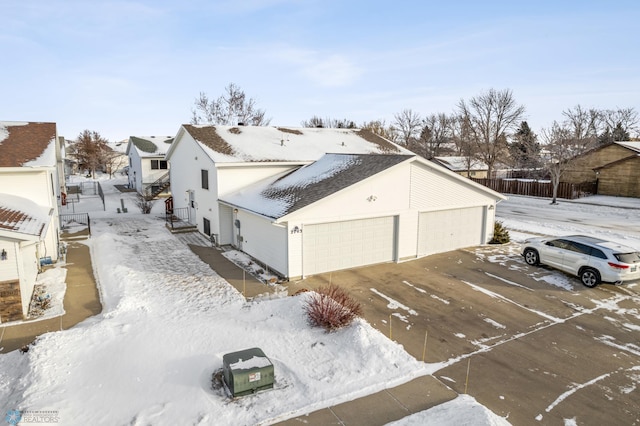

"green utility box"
[222,347,274,397]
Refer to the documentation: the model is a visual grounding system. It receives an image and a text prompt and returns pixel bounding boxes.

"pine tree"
[509,121,541,176]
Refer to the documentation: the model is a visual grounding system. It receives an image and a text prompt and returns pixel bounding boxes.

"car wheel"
[524,248,539,265]
[580,268,600,288]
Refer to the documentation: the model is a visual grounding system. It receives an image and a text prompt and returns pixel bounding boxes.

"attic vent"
[237,122,244,126]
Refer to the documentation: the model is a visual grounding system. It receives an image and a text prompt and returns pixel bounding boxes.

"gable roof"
[220,153,414,219]
[431,156,488,172]
[615,141,640,153]
[0,121,57,167]
[0,193,52,240]
[171,125,412,163]
[593,153,640,171]
[126,135,174,157]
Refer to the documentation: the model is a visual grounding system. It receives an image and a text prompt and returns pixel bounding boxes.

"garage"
[303,216,397,276]
[417,207,486,256]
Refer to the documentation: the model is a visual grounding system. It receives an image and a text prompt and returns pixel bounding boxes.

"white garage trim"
[418,207,486,256]
[303,216,397,276]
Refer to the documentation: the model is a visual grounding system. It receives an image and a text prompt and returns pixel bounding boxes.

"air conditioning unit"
[222,347,274,397]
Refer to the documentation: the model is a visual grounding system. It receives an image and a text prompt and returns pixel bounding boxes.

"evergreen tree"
[509,121,541,176]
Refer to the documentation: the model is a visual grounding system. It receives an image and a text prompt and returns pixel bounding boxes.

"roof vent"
[237,122,245,126]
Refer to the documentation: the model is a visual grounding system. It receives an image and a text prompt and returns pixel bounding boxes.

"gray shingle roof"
[221,153,414,219]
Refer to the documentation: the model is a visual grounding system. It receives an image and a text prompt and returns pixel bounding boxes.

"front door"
[188,190,196,225]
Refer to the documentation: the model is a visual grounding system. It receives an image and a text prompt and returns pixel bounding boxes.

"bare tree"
[457,89,525,178]
[300,116,356,129]
[392,109,422,147]
[191,83,271,126]
[103,149,128,178]
[360,119,397,142]
[600,107,638,141]
[540,122,576,204]
[449,113,479,174]
[69,130,110,178]
[420,112,455,158]
[562,105,601,148]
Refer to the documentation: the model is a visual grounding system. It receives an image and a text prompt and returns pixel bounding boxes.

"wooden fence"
[470,178,597,200]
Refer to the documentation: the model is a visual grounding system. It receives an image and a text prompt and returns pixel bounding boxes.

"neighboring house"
[564,141,640,197]
[431,156,489,178]
[166,125,505,279]
[126,135,174,199]
[105,138,129,177]
[0,121,63,322]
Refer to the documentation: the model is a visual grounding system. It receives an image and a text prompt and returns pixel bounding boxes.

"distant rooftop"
[0,121,57,167]
[178,125,412,163]
[127,135,174,156]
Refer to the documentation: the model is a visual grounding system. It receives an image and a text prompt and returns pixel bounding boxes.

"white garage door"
[418,207,485,256]
[303,216,396,276]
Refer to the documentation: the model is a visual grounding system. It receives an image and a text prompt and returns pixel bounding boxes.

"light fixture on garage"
[367,195,377,202]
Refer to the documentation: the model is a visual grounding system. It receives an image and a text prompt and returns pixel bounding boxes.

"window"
[203,218,211,236]
[201,169,209,190]
[151,160,168,170]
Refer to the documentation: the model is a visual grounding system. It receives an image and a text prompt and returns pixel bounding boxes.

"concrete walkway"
[0,232,102,353]
[188,244,272,299]
[277,375,456,425]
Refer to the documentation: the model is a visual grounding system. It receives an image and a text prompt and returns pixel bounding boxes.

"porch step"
[165,224,198,234]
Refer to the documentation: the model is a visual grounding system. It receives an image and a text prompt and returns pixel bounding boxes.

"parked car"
[521,235,640,287]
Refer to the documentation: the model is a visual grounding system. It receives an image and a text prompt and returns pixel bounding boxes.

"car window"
[614,252,640,263]
[590,248,608,259]
[568,241,591,255]
[547,239,568,249]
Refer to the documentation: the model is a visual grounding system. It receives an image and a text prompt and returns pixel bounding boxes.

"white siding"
[302,216,396,276]
[0,169,60,262]
[19,242,38,316]
[167,133,220,236]
[128,147,143,192]
[410,162,495,210]
[284,164,411,225]
[234,210,287,276]
[217,164,300,197]
[0,241,19,281]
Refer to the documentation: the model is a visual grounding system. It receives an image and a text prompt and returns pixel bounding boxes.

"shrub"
[489,221,510,244]
[134,193,155,214]
[304,284,362,331]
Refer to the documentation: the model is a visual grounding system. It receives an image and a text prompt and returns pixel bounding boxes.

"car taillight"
[608,262,630,270]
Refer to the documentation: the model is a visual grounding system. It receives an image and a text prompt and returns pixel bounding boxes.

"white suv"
[521,235,640,287]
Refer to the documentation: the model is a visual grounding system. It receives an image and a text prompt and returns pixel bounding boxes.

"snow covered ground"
[1,177,638,425]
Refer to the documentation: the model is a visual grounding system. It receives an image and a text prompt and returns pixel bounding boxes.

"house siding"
[564,144,632,184]
[0,242,19,281]
[168,133,221,236]
[235,210,287,276]
[128,147,143,192]
[0,169,60,262]
[19,242,38,317]
[597,157,640,197]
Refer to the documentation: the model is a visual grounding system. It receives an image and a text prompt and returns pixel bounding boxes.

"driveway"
[291,242,640,425]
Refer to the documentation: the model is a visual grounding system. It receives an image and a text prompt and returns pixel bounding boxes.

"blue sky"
[2,0,639,141]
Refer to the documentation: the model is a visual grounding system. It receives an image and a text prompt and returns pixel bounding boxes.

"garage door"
[303,216,396,276]
[418,207,485,256]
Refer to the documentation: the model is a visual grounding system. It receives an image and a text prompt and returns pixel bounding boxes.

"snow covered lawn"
[1,213,433,425]
[2,177,638,425]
